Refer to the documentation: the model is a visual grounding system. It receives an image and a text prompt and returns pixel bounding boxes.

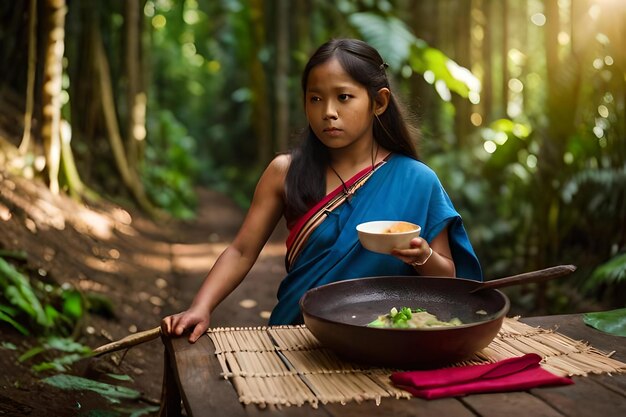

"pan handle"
[470,264,577,293]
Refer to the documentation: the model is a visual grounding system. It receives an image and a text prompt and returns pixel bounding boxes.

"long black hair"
[284,38,420,225]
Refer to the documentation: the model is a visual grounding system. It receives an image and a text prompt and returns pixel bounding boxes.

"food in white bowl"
[356,220,421,254]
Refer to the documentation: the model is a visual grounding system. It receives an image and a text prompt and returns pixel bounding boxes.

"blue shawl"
[270,154,482,325]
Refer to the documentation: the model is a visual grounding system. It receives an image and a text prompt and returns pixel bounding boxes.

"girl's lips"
[323,128,343,137]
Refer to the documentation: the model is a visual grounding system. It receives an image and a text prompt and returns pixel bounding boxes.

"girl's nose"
[323,103,338,120]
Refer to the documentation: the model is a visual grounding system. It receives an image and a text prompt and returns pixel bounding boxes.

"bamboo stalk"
[92,326,161,356]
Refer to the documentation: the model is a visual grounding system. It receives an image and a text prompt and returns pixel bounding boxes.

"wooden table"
[159,314,626,417]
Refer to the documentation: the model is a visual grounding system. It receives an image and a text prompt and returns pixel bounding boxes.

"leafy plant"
[0,257,51,333]
[143,109,199,219]
[348,12,480,100]
[21,337,93,372]
[0,257,88,336]
[43,374,141,404]
[585,253,626,290]
[0,304,29,335]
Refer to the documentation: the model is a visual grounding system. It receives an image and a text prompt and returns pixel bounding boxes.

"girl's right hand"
[161,307,210,343]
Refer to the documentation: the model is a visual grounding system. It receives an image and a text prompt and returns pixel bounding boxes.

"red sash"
[285,160,387,271]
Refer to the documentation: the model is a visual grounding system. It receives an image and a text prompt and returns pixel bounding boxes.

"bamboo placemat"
[206,318,626,408]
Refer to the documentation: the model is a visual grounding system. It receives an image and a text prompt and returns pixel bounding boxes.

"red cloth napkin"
[390,353,573,399]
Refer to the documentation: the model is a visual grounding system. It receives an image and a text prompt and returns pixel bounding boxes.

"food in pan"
[367,307,463,329]
[383,221,419,234]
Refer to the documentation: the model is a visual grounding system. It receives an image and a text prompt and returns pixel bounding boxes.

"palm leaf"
[409,46,473,98]
[348,12,419,70]
[348,12,478,99]
[584,253,626,291]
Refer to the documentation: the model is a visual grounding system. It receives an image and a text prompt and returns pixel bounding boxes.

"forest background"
[0,0,625,411]
[2,0,626,325]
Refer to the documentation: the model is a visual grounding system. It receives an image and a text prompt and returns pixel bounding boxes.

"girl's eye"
[309,96,321,103]
[338,94,351,101]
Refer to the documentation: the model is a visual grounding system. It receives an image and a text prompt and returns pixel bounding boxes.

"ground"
[0,171,288,416]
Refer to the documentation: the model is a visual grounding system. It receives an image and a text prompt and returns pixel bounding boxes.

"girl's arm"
[161,155,289,342]
[391,226,456,277]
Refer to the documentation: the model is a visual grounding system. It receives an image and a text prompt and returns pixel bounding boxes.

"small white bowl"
[356,220,421,254]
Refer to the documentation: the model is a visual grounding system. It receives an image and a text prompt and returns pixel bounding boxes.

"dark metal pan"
[300,265,576,369]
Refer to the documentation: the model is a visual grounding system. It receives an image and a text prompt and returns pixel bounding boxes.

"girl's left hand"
[391,228,456,277]
[391,237,431,266]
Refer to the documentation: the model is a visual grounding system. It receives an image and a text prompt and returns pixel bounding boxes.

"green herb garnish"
[368,307,426,328]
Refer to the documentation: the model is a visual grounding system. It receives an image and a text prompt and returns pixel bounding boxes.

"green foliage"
[28,336,92,372]
[143,109,199,219]
[18,336,92,373]
[559,165,626,277]
[62,288,83,320]
[584,253,626,292]
[562,165,626,223]
[0,341,17,350]
[583,308,626,337]
[409,46,475,99]
[43,374,141,404]
[432,110,625,314]
[0,249,28,260]
[0,257,89,336]
[85,292,116,319]
[427,119,532,277]
[144,0,262,209]
[0,305,29,335]
[106,374,133,382]
[210,162,265,208]
[0,257,52,331]
[349,12,479,99]
[143,4,485,210]
[0,259,119,383]
[348,13,418,70]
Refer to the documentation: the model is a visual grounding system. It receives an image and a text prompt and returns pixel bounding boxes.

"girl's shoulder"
[269,153,291,172]
[389,154,439,180]
[258,154,291,193]
[264,153,292,181]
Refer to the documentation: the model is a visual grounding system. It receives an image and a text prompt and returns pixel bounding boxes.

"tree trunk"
[481,0,493,124]
[293,0,311,129]
[409,0,440,139]
[41,0,66,194]
[65,0,100,183]
[501,0,509,115]
[274,0,289,152]
[93,22,156,217]
[59,119,97,200]
[19,0,37,155]
[518,0,528,116]
[534,0,582,310]
[249,0,271,165]
[125,0,146,168]
[452,0,472,146]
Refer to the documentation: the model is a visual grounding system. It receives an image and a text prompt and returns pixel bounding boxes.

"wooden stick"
[92,326,161,356]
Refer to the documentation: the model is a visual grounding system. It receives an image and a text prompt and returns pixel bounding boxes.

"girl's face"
[305,57,375,152]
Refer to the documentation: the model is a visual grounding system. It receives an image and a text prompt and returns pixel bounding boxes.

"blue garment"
[269,154,482,325]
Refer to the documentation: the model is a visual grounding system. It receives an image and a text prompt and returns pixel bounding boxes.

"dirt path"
[165,187,288,327]
[0,174,287,416]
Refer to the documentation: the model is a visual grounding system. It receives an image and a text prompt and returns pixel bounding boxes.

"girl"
[161,38,482,342]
